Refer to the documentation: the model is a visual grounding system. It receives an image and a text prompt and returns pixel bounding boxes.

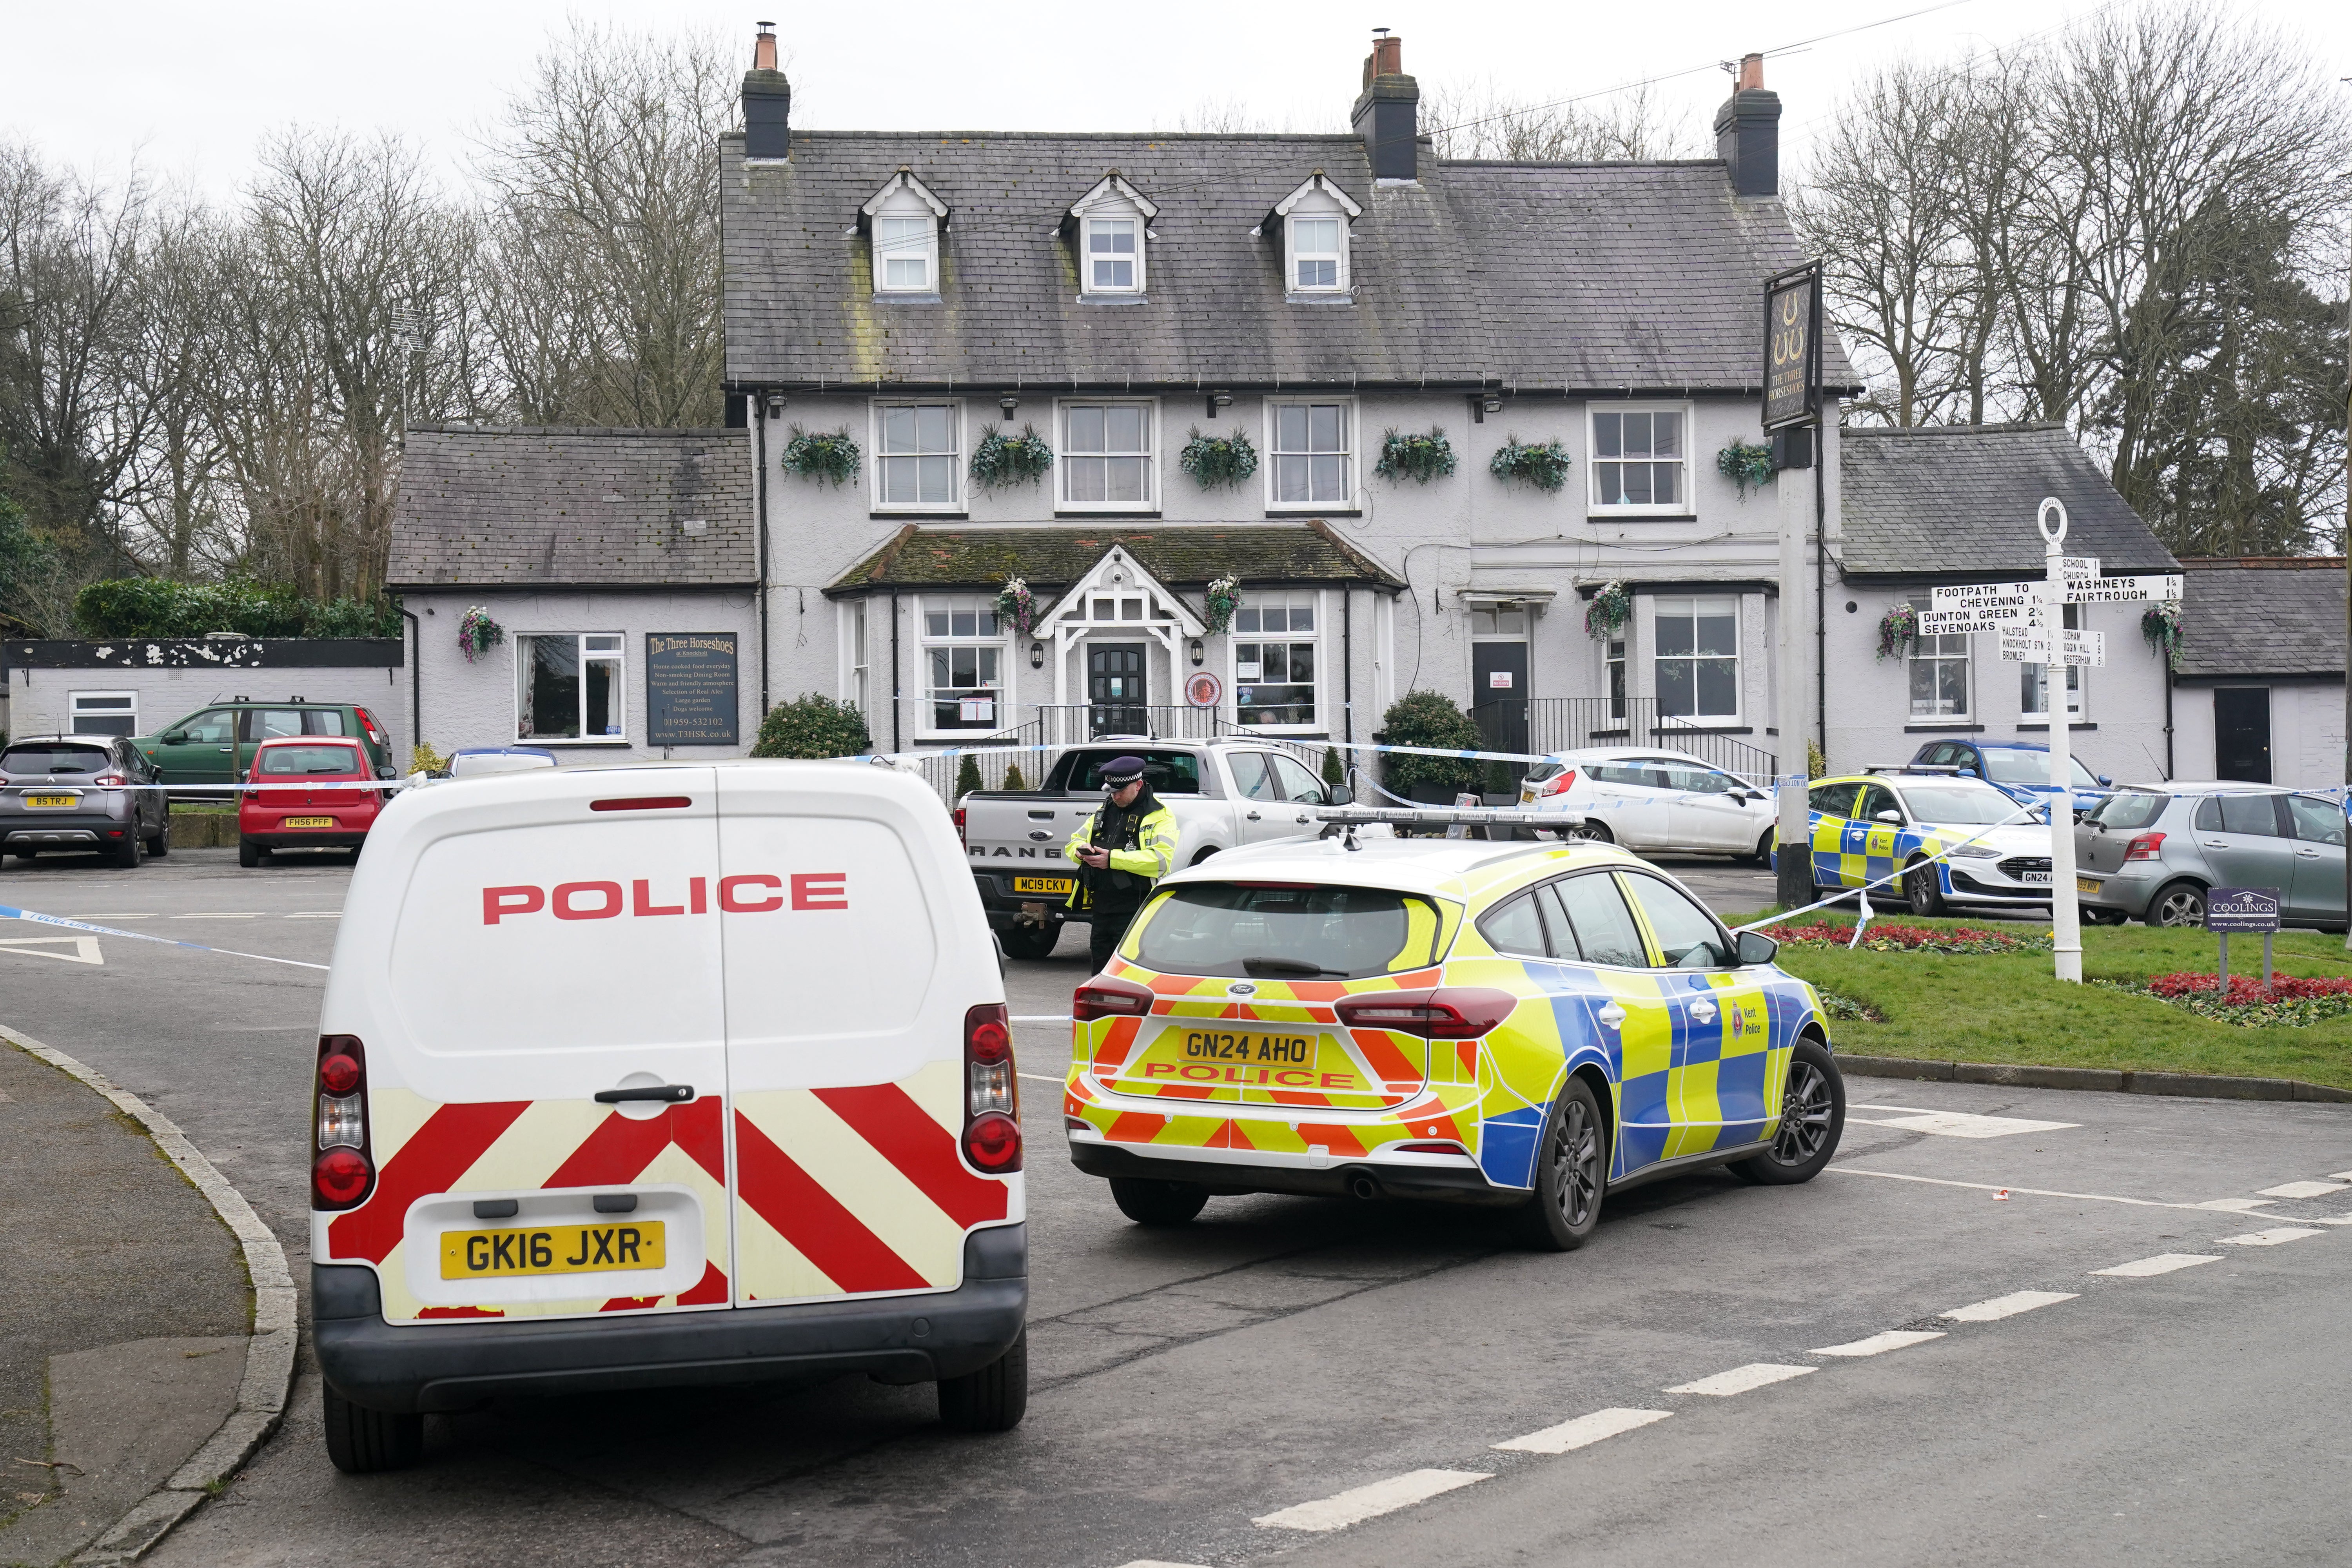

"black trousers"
[1088,905,1140,973]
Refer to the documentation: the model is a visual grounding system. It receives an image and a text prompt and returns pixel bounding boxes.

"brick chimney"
[1350,29,1419,183]
[743,22,791,160]
[1713,52,1780,197]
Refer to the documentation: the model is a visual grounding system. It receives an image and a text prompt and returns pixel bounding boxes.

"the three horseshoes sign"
[1762,261,1822,430]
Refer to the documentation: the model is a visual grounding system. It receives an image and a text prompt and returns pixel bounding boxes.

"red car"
[240,737,385,866]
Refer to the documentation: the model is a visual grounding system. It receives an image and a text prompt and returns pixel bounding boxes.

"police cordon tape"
[0,902,330,971]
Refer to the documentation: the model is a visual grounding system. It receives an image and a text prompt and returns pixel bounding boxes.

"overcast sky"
[4,0,2348,200]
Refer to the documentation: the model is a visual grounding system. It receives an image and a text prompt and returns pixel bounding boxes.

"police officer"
[1064,755,1178,973]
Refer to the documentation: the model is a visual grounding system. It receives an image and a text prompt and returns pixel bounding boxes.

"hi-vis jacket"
[1062,798,1178,913]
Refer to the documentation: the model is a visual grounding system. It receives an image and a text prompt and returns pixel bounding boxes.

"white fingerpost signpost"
[1927,499,2181,983]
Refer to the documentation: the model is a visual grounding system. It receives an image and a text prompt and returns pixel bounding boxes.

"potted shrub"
[1378,689,1482,802]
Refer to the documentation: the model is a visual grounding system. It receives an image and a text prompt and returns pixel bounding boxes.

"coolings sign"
[1762,262,1821,430]
[645,633,739,746]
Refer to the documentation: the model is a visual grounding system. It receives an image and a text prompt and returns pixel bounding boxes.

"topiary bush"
[1378,689,1482,793]
[750,694,871,759]
[1322,746,1343,788]
[955,754,984,798]
[1003,760,1028,791]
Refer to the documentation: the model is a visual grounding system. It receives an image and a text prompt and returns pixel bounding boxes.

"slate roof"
[1838,424,2178,579]
[2174,558,2346,679]
[824,523,1405,596]
[389,427,754,589]
[722,132,1859,394]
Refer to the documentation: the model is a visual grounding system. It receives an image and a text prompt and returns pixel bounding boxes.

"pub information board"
[1762,262,1821,430]
[645,632,739,746]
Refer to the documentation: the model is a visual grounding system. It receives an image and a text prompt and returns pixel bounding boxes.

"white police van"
[309,760,1026,1471]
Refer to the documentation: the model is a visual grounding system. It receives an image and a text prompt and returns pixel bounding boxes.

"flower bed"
[1763,920,2051,955]
[2106,971,2352,1027]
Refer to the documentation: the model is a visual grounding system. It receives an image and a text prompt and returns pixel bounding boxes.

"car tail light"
[1537,769,1578,797]
[1072,976,1155,1020]
[954,806,967,848]
[356,708,387,746]
[2123,832,2166,862]
[962,1002,1020,1173]
[93,772,127,787]
[1336,987,1518,1039]
[311,1034,374,1210]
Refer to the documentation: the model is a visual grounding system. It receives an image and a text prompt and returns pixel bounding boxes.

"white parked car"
[1518,748,1775,861]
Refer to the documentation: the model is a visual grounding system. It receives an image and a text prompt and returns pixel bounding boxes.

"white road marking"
[1252,1470,1488,1531]
[1018,1073,1063,1085]
[284,911,343,920]
[1114,1561,1208,1568]
[2305,1216,2352,1227]
[1848,1105,2078,1139]
[74,912,154,920]
[1811,1330,1946,1357]
[1942,1290,2078,1323]
[1664,1364,1816,1397]
[2091,1254,2221,1278]
[2217,1227,2325,1247]
[2194,1198,2278,1212]
[2258,1180,2349,1200]
[1831,1167,2241,1213]
[173,913,258,920]
[2330,1171,2352,1183]
[0,936,103,965]
[1493,1407,1672,1454]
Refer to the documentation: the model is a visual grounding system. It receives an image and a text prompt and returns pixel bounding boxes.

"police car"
[307,761,1028,1471]
[1795,769,2051,915]
[1061,835,1844,1249]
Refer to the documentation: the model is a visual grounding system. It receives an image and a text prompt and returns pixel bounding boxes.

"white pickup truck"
[955,739,1352,960]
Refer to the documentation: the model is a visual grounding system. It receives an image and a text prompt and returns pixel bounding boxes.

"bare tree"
[1425,80,1696,163]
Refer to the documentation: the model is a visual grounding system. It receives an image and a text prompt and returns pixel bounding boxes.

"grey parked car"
[0,735,171,868]
[2074,782,2344,929]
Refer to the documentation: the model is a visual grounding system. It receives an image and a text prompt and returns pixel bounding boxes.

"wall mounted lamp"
[1482,395,1504,414]
[1206,391,1232,419]
[1188,638,1205,667]
[1029,641,1044,670]
[999,395,1021,417]
[764,393,788,415]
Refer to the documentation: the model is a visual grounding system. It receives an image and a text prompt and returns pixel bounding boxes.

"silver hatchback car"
[2074,782,2345,929]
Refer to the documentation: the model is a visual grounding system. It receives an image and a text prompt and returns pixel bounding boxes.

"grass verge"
[1739,913,2352,1091]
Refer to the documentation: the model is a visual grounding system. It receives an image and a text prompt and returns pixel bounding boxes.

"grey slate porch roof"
[2174,558,2346,679]
[1838,424,2178,579]
[722,132,1859,394]
[824,523,1405,596]
[389,426,754,589]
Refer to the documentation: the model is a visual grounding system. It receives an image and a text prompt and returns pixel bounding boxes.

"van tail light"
[1072,976,1155,1020]
[954,806,967,848]
[962,1002,1021,1173]
[1537,769,1578,797]
[1336,988,1518,1040]
[311,1034,375,1209]
[2123,831,2167,862]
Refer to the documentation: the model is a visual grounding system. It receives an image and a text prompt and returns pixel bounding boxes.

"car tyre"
[1109,1177,1209,1227]
[1564,821,1613,846]
[1903,857,1947,917]
[937,1328,1027,1433]
[1749,829,1776,868]
[1730,1036,1845,1186]
[321,1383,424,1474]
[114,829,143,869]
[147,817,170,857]
[238,839,265,869]
[1511,1075,1607,1252]
[997,922,1059,962]
[2151,880,2206,928]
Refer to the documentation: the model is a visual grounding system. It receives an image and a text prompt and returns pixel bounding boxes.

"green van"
[136,701,396,790]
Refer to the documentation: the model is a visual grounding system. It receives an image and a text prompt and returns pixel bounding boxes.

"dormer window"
[860,168,948,298]
[1268,172,1362,300]
[1068,173,1158,298]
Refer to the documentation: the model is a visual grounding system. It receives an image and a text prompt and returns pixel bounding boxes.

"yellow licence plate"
[1013,876,1073,895]
[281,816,335,828]
[24,794,77,808]
[441,1221,665,1280]
[2076,876,2101,894]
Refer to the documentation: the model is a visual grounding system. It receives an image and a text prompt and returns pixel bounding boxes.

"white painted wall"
[2173,679,2345,788]
[404,589,760,762]
[7,662,407,756]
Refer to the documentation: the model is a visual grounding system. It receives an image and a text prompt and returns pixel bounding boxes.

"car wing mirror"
[1958,768,1976,777]
[160,731,185,745]
[1325,785,1353,806]
[1875,811,1903,824]
[1735,929,1779,966]
[2098,775,2112,787]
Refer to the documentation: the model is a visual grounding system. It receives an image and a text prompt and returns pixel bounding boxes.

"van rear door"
[327,767,731,1323]
[716,764,1016,1306]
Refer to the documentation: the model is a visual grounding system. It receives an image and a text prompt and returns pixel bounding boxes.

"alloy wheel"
[2156,888,2205,927]
[1549,1098,1603,1227]
[1771,1062,1835,1166]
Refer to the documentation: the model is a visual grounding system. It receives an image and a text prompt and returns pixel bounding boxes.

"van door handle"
[1596,1003,1627,1028]
[594,1084,695,1104]
[1245,811,1262,820]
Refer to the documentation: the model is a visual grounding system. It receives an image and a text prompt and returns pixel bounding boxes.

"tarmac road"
[4,847,2345,1567]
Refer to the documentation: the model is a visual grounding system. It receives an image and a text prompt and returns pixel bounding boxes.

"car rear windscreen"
[1978,749,2099,788]
[3,744,111,775]
[2087,791,2167,831]
[1065,751,1203,793]
[1133,884,1442,979]
[258,744,364,775]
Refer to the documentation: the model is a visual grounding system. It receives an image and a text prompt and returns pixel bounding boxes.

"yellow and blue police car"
[1061,835,1842,1249]
[1790,770,2053,916]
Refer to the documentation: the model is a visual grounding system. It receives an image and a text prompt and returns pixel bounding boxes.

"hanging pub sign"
[1762,261,1822,430]
[645,632,740,746]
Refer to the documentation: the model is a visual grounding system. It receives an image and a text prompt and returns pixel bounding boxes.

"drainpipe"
[889,590,902,753]
[1813,442,1827,765]
[402,608,421,764]
[1342,587,1354,745]
[2163,659,2174,779]
[754,397,771,719]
